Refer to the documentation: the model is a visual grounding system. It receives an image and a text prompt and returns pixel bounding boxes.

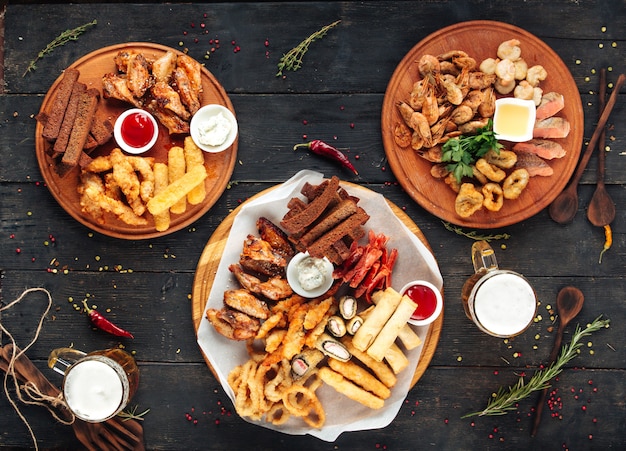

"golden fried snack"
[318,367,384,409]
[384,343,410,375]
[352,288,402,352]
[168,145,187,214]
[146,164,207,216]
[396,323,422,351]
[152,162,170,231]
[366,294,417,362]
[455,183,484,218]
[183,136,207,205]
[328,358,391,400]
[340,336,397,388]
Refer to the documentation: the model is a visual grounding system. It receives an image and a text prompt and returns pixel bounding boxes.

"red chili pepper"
[294,140,358,175]
[82,300,134,339]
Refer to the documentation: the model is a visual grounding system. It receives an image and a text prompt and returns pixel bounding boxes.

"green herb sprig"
[442,119,503,183]
[118,405,150,422]
[276,20,341,76]
[462,315,610,418]
[22,19,97,77]
[442,221,511,241]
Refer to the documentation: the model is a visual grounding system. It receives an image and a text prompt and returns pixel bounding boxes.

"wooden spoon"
[530,286,585,437]
[587,69,616,227]
[549,73,626,224]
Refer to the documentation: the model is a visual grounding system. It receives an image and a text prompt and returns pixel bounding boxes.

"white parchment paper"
[197,170,443,441]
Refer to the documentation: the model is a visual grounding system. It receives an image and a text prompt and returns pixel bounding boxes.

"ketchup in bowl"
[114,108,159,154]
[400,280,443,326]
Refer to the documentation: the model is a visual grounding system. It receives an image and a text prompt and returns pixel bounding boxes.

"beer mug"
[48,347,139,422]
[461,241,537,338]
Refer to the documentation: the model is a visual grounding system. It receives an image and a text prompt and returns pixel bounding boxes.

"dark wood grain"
[1,1,625,450]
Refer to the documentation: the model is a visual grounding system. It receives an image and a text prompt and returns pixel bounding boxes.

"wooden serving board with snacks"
[381,20,584,229]
[35,42,238,239]
[191,183,443,388]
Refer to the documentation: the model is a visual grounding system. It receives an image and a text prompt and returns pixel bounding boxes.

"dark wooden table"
[1,1,625,449]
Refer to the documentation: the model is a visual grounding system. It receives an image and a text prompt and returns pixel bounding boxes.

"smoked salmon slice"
[533,117,570,138]
[536,92,565,120]
[513,151,554,177]
[513,139,566,159]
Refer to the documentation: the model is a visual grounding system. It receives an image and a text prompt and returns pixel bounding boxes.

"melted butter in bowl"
[286,252,334,298]
[493,98,536,142]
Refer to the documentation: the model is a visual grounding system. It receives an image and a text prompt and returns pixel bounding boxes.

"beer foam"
[64,359,124,421]
[473,272,536,337]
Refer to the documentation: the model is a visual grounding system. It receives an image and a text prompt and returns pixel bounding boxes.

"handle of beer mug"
[471,240,499,274]
[47,348,87,376]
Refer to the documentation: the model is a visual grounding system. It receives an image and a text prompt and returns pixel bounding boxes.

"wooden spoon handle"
[531,327,565,436]
[567,73,625,187]
[596,69,607,186]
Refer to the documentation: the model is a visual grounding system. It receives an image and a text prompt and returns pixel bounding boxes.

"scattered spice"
[294,140,358,175]
[23,19,97,77]
[82,300,134,339]
[276,20,341,76]
[462,316,609,418]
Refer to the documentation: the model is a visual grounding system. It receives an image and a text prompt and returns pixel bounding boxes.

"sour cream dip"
[287,252,334,298]
[190,104,238,153]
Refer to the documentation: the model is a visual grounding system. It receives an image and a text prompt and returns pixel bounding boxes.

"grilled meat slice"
[223,289,270,320]
[206,307,260,341]
[229,264,293,301]
[126,52,153,98]
[239,235,287,277]
[257,217,295,259]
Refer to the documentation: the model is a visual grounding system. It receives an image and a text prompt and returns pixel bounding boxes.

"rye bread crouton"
[42,68,80,141]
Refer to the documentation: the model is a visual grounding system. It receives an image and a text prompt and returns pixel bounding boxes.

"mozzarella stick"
[147,165,207,216]
[168,146,187,214]
[366,294,417,362]
[152,163,170,232]
[341,336,397,388]
[328,358,391,400]
[384,343,410,374]
[352,288,402,351]
[318,367,384,409]
[183,136,207,205]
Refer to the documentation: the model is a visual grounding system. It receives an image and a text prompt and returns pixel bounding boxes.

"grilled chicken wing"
[176,54,203,97]
[102,73,143,107]
[240,235,288,277]
[224,289,270,319]
[172,67,201,115]
[206,308,260,341]
[150,81,190,120]
[229,264,293,301]
[257,217,295,259]
[151,51,177,83]
[126,53,153,98]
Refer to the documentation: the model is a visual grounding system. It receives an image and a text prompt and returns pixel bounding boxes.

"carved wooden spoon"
[530,286,585,436]
[549,73,625,224]
[587,68,616,228]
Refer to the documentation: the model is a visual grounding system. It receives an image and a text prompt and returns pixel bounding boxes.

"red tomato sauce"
[121,111,155,148]
[405,284,438,320]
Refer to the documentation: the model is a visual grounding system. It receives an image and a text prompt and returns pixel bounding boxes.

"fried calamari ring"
[484,149,517,169]
[482,182,504,212]
[455,183,484,218]
[475,158,506,182]
[282,384,325,429]
[503,169,530,199]
[266,401,291,425]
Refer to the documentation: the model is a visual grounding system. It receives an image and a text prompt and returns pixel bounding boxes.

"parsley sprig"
[462,315,610,418]
[442,119,503,183]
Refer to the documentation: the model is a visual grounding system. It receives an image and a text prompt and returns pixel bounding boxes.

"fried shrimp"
[503,169,530,199]
[497,39,522,61]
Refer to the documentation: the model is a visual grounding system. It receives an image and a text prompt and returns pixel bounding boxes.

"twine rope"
[0,287,76,451]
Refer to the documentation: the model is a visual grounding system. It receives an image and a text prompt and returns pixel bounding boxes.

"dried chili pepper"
[82,300,134,338]
[598,224,612,264]
[294,140,358,175]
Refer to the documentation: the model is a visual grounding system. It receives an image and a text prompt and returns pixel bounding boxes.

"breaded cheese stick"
[318,367,384,409]
[328,358,391,400]
[341,336,397,388]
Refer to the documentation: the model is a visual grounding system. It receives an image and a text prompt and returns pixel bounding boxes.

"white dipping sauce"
[473,272,536,337]
[297,257,327,291]
[64,359,124,421]
[197,111,232,146]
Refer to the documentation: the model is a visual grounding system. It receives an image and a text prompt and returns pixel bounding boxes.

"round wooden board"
[36,42,238,239]
[191,183,443,389]
[381,20,584,229]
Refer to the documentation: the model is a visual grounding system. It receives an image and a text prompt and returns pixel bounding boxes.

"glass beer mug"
[48,347,139,422]
[461,241,538,338]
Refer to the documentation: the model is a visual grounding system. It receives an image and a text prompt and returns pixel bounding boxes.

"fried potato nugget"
[168,146,187,214]
[183,136,207,205]
[147,164,207,216]
[318,367,385,409]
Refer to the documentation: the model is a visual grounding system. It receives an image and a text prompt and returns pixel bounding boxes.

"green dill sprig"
[442,221,511,241]
[276,20,341,76]
[118,405,150,422]
[22,19,97,77]
[462,316,610,418]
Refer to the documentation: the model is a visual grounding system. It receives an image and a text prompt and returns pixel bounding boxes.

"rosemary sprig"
[442,221,511,241]
[276,20,341,76]
[118,405,150,422]
[462,315,610,418]
[22,19,97,77]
